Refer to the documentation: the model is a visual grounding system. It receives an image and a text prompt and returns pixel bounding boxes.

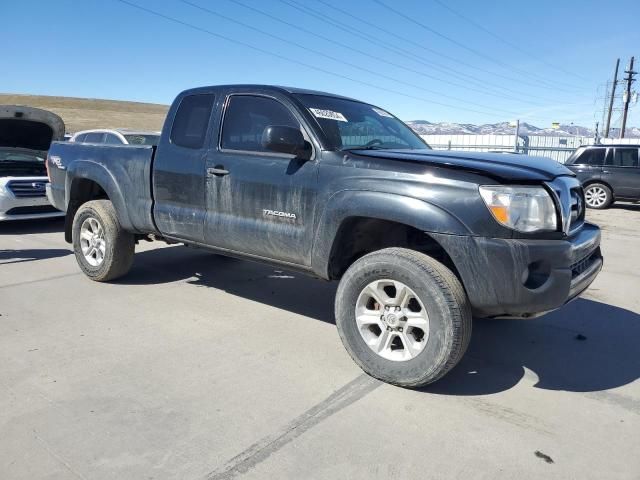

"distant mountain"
[407,120,640,138]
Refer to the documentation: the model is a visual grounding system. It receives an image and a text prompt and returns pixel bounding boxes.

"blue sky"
[2,0,639,127]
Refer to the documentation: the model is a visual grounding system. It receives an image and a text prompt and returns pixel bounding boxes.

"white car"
[0,105,65,221]
[69,128,160,146]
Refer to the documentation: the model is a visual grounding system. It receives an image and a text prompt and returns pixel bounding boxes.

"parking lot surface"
[1,206,639,479]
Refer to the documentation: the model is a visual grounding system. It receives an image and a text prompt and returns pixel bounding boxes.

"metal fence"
[420,134,598,163]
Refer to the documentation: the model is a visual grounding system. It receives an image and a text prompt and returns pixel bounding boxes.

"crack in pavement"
[203,374,381,480]
[0,272,81,289]
[33,430,89,480]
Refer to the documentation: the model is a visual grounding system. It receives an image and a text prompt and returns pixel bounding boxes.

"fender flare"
[310,190,471,278]
[64,160,134,232]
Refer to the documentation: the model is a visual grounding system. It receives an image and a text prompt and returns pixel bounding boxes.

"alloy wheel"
[79,217,106,267]
[355,279,429,361]
[585,186,608,208]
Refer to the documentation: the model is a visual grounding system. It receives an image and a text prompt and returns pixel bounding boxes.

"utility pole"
[513,119,519,153]
[604,58,620,138]
[620,56,636,139]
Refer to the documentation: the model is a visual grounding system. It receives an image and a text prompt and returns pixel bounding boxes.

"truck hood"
[349,148,573,182]
[0,105,65,152]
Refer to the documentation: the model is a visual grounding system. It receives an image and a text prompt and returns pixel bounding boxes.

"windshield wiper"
[341,145,387,151]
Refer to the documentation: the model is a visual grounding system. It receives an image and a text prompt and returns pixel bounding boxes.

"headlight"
[479,185,557,232]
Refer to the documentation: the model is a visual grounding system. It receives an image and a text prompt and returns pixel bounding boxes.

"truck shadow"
[125,246,338,325]
[0,248,71,264]
[125,246,640,395]
[0,217,64,235]
[424,298,640,396]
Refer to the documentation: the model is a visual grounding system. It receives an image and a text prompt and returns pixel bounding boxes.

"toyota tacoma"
[46,85,603,387]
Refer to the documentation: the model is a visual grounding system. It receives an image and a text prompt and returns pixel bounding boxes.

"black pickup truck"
[47,85,603,387]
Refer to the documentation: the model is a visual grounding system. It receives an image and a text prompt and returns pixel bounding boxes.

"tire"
[584,183,613,209]
[72,200,135,282]
[335,247,472,388]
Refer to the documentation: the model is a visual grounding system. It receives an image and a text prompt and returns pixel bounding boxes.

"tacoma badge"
[263,209,297,220]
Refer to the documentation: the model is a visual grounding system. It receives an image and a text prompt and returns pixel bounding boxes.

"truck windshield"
[295,94,429,151]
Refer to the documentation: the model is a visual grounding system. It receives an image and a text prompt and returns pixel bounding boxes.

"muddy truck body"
[47,85,603,387]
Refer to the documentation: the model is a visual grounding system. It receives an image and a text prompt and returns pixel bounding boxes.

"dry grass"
[0,93,169,134]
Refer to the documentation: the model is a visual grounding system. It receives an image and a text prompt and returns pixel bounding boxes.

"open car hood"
[0,105,65,152]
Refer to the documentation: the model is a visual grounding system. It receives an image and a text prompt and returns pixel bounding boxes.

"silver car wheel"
[585,186,607,208]
[79,217,106,267]
[355,279,429,362]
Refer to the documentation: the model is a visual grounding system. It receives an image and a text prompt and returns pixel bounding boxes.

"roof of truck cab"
[181,85,361,102]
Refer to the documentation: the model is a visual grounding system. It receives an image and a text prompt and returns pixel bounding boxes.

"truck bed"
[47,142,157,235]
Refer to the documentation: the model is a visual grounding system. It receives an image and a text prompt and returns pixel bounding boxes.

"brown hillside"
[0,94,169,134]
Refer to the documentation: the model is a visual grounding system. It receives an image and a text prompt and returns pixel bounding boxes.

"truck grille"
[548,177,585,235]
[570,247,601,279]
[569,187,585,232]
[7,180,49,198]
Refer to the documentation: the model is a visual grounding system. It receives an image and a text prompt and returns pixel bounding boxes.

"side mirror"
[262,125,307,157]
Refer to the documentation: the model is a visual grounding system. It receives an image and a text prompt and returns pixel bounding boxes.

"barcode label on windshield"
[372,107,393,118]
[309,108,348,122]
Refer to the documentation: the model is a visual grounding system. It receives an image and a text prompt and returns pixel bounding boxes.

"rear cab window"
[170,94,215,149]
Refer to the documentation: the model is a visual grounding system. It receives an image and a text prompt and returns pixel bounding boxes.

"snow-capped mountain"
[407,120,640,138]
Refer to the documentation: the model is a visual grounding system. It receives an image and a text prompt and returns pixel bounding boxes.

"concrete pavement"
[1,206,639,479]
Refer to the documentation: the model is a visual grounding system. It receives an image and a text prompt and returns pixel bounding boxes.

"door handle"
[602,170,610,174]
[207,166,229,177]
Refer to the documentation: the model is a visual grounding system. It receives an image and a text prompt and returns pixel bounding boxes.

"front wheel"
[72,200,135,281]
[584,183,613,209]
[335,248,471,388]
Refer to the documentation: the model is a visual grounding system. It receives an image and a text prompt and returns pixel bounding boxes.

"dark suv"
[565,144,640,209]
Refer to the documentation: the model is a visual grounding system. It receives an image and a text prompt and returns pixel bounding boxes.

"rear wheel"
[584,183,612,209]
[72,200,135,281]
[335,248,471,388]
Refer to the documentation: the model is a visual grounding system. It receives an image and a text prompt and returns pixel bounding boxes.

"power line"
[178,0,521,115]
[430,0,590,82]
[312,0,576,100]
[220,0,543,106]
[372,0,583,92]
[113,0,510,118]
[282,0,582,96]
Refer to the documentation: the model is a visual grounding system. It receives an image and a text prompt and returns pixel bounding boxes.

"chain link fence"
[420,134,600,163]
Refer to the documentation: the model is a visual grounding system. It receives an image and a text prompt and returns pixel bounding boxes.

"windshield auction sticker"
[372,107,393,118]
[309,108,348,122]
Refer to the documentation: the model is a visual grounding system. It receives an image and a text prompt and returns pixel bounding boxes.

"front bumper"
[431,223,603,318]
[0,177,64,221]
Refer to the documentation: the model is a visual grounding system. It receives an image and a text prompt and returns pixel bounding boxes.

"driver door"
[204,93,319,266]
